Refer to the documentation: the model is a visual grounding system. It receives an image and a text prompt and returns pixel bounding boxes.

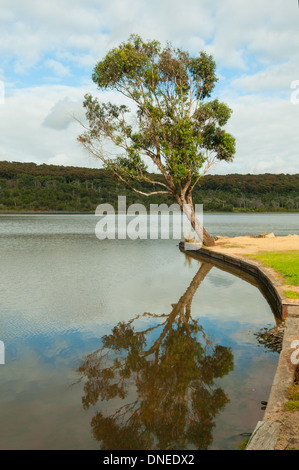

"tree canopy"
[78,35,236,245]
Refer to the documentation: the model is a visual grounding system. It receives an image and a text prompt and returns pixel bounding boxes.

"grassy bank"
[249,250,299,299]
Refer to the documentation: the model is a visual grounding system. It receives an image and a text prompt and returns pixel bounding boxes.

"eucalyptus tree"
[78,35,236,246]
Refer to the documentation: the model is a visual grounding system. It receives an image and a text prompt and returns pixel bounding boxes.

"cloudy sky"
[1,0,299,174]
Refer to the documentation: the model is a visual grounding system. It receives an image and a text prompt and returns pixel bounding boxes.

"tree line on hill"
[0,161,298,212]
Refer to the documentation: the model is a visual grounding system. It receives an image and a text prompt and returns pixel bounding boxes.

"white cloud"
[0,83,137,169]
[1,0,298,73]
[45,60,70,78]
[0,0,299,174]
[1,82,297,175]
[47,153,80,167]
[212,95,299,174]
[206,0,299,69]
[42,98,83,130]
[0,85,94,166]
[231,62,299,94]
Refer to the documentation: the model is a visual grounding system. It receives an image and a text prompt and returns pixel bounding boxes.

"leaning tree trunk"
[181,194,215,247]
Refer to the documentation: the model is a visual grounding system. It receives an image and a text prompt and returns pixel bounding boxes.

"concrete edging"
[179,243,299,451]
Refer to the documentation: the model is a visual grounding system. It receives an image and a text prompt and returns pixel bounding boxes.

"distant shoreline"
[0,210,299,215]
[1,162,299,213]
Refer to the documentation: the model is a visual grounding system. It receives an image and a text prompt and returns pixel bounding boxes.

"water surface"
[0,213,295,449]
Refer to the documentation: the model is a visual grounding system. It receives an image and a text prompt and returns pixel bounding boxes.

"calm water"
[0,213,298,450]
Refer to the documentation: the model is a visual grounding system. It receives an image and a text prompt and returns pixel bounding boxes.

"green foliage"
[284,400,299,411]
[284,290,299,299]
[237,437,251,450]
[0,161,299,212]
[78,35,235,201]
[250,251,299,286]
[287,385,299,401]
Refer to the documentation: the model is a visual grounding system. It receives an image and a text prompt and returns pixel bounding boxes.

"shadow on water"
[181,248,283,324]
[76,260,234,450]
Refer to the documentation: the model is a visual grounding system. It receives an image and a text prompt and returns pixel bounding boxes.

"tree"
[78,35,236,246]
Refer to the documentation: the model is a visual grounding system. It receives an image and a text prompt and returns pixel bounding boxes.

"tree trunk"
[180,193,215,247]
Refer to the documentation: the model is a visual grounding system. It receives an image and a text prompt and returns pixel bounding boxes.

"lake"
[0,212,298,450]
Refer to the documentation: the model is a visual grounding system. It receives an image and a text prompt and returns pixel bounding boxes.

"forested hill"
[0,160,298,212]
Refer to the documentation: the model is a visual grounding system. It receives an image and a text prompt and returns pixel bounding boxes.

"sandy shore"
[207,234,299,299]
[211,234,299,256]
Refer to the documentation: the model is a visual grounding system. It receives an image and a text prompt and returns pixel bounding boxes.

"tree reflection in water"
[77,260,234,450]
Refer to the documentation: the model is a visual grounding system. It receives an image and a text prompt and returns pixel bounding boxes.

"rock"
[182,241,202,251]
[246,421,281,450]
[258,232,275,238]
[254,323,285,353]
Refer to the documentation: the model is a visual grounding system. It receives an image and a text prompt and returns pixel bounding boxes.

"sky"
[1,0,299,175]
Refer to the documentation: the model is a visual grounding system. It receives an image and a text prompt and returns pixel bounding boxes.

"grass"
[237,437,251,450]
[284,290,299,299]
[248,251,299,286]
[284,385,299,411]
[287,385,299,401]
[284,401,299,411]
